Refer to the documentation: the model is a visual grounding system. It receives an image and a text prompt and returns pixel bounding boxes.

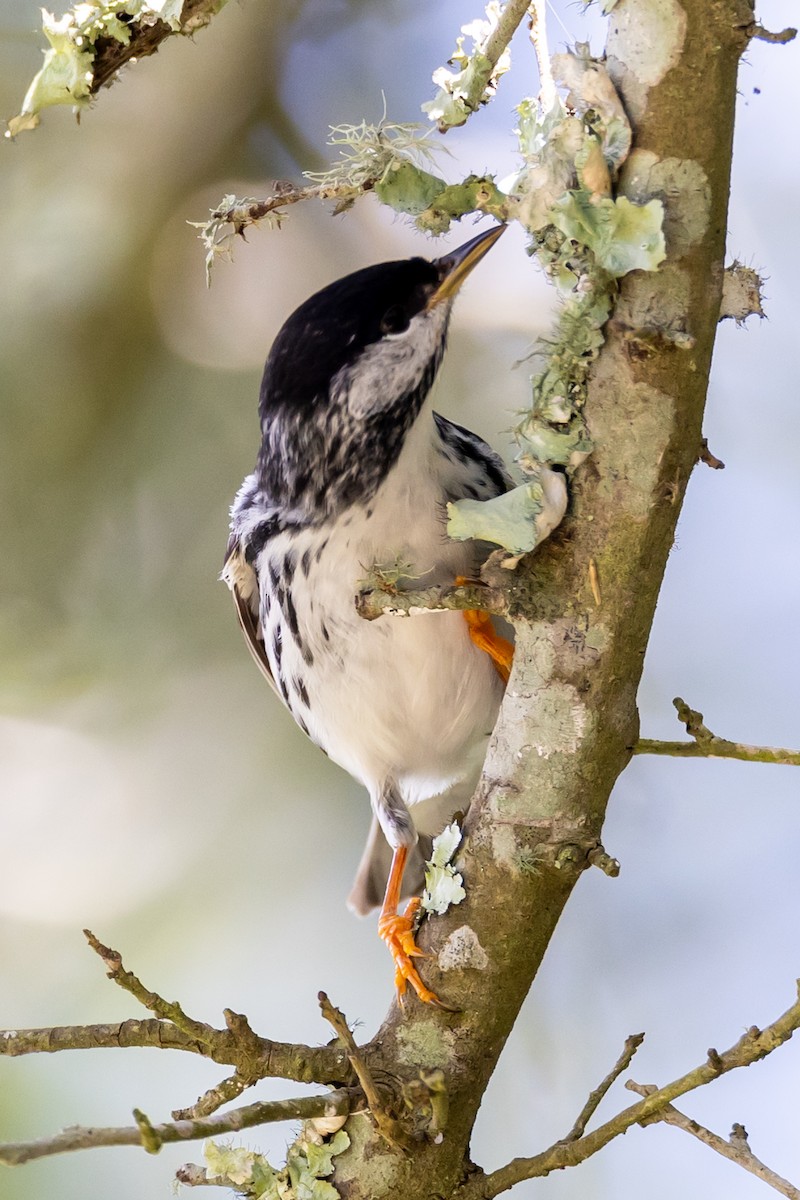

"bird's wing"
[432,412,513,501]
[221,534,279,698]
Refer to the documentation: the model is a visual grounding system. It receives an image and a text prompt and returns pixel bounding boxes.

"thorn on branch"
[587,845,620,878]
[707,1047,724,1072]
[699,438,725,470]
[133,1109,162,1155]
[172,1070,254,1121]
[83,929,217,1049]
[749,24,797,45]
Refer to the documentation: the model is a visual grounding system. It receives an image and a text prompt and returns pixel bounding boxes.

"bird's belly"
[310,609,502,793]
[261,521,504,801]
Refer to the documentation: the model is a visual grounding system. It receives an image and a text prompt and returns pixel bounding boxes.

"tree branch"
[0,1017,349,1085]
[0,1090,354,1167]
[635,698,800,765]
[464,982,800,1198]
[626,1083,800,1200]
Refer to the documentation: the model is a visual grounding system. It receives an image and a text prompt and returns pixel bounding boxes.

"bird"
[223,223,549,1006]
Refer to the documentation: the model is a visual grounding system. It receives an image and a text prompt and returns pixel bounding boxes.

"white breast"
[256,401,504,814]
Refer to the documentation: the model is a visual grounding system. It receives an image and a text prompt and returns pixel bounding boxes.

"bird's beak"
[427,223,506,309]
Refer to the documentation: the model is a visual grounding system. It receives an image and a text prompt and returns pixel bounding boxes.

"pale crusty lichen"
[438,925,489,972]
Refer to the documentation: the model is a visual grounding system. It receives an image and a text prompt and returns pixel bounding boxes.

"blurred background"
[0,1,798,1198]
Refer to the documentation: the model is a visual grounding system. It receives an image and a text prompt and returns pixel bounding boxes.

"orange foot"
[378,850,456,1010]
[378,897,444,1007]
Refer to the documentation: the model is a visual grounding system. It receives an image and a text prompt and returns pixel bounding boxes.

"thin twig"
[318,992,409,1151]
[84,930,217,1048]
[562,1033,645,1143]
[460,982,800,1198]
[356,581,507,622]
[626,1083,800,1200]
[0,1091,353,1167]
[634,698,800,766]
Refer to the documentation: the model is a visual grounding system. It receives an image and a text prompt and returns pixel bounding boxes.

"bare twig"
[458,982,800,1198]
[635,698,800,766]
[626,1083,800,1200]
[318,992,409,1151]
[562,1033,645,1143]
[356,580,507,622]
[0,1091,353,1167]
[2,937,353,1092]
[0,1017,350,1086]
[84,930,217,1047]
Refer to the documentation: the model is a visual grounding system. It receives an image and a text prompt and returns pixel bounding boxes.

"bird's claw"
[378,903,454,1010]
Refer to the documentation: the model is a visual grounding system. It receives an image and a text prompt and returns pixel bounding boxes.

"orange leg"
[462,608,514,684]
[377,846,450,1008]
[455,575,514,684]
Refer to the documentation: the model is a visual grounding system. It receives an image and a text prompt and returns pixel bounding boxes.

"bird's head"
[256,223,505,517]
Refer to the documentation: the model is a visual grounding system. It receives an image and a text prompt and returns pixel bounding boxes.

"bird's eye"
[380,306,410,336]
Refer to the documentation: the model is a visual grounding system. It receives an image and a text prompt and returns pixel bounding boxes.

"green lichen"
[204,1128,350,1199]
[422,2,512,131]
[447,483,545,557]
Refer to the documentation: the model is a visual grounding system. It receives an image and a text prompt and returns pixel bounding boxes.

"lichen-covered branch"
[7,0,228,137]
[356,580,507,621]
[625,1083,800,1200]
[0,1090,353,1167]
[635,698,800,766]
[461,983,800,1198]
[422,0,531,132]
